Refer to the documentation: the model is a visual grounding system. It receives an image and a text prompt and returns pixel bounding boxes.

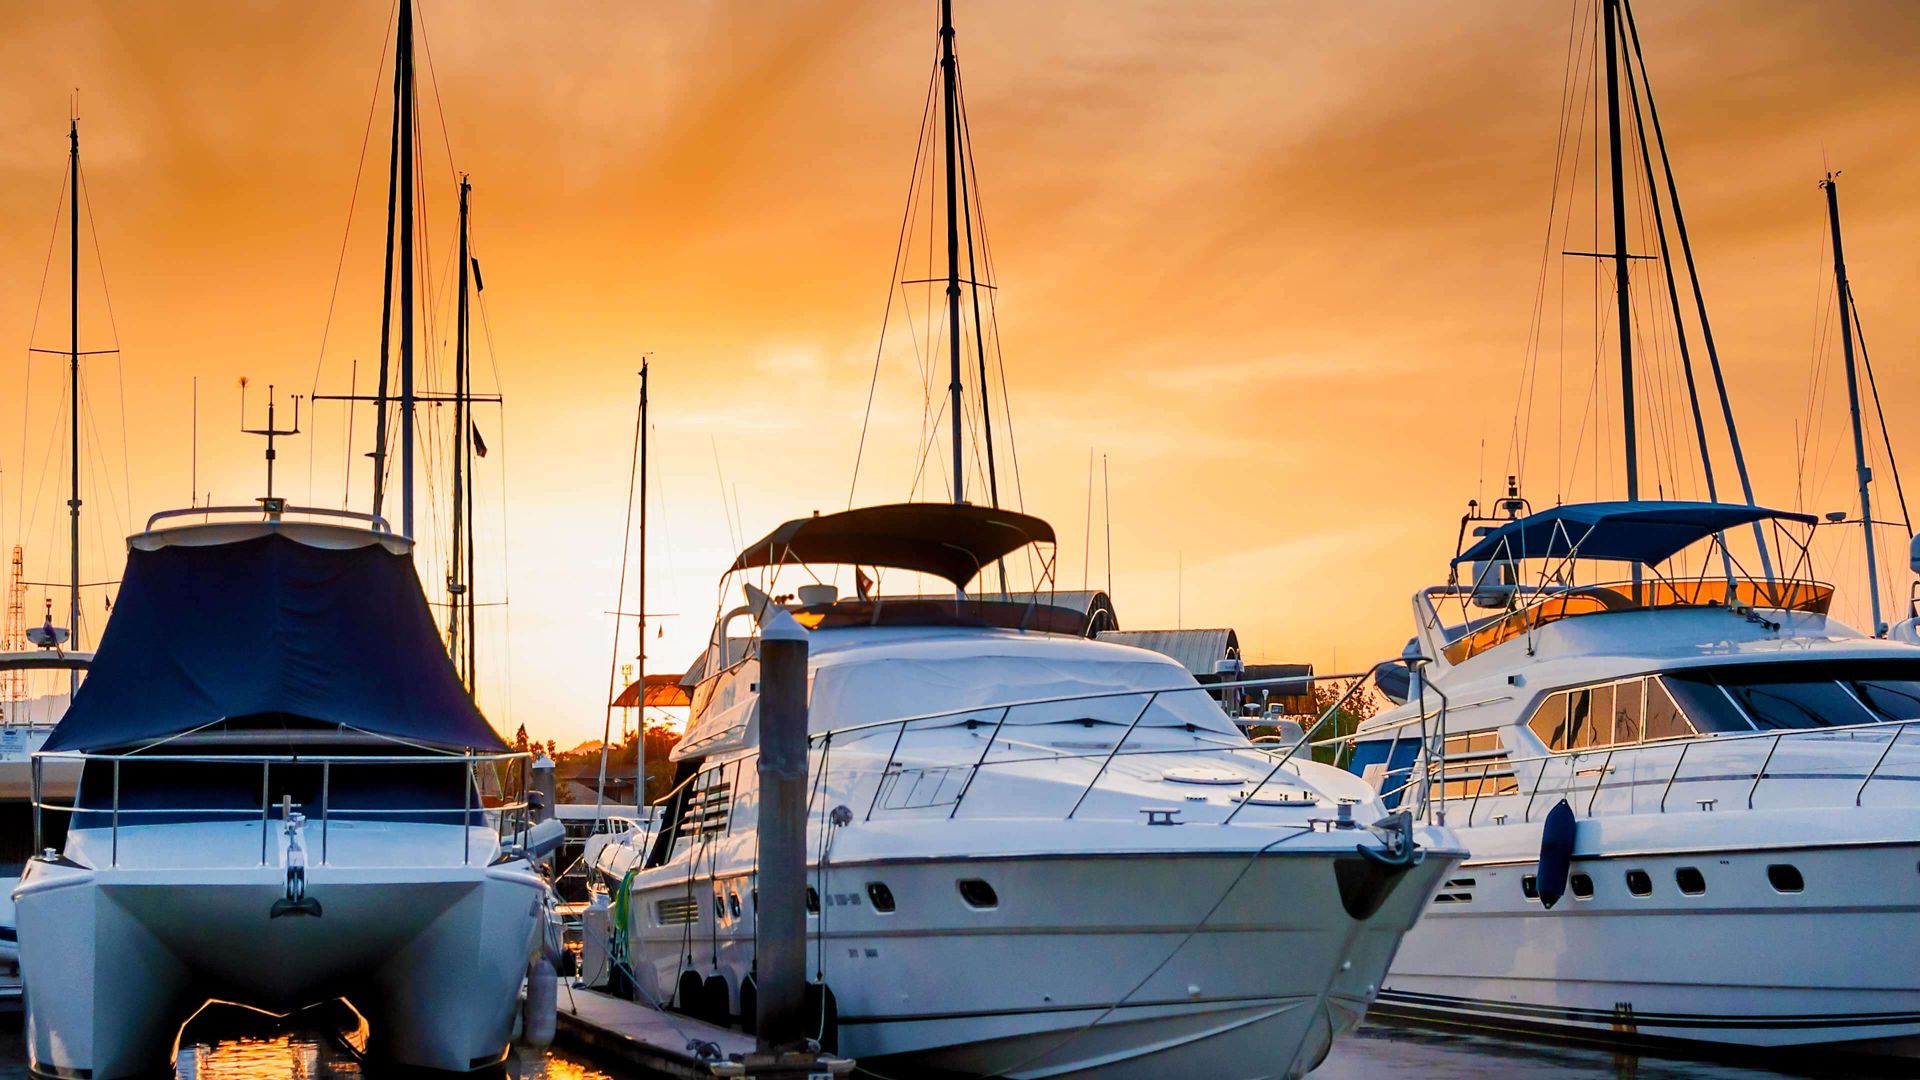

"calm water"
[0,1008,1871,1079]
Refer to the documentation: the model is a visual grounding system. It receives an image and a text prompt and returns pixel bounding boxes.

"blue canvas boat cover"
[1453,501,1816,568]
[44,530,503,753]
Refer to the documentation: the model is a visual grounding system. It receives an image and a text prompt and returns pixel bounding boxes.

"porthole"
[728,891,743,918]
[1675,867,1706,896]
[713,894,725,919]
[866,882,896,913]
[1521,874,1539,900]
[1570,873,1593,899]
[1767,864,1804,893]
[805,886,820,914]
[957,878,999,909]
[1625,869,1652,896]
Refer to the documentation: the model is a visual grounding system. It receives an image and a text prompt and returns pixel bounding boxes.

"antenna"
[239,380,303,512]
[190,376,198,507]
[1102,453,1113,598]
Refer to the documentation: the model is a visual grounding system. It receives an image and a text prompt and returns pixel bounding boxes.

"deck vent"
[656,897,700,925]
[1767,864,1804,893]
[957,879,999,909]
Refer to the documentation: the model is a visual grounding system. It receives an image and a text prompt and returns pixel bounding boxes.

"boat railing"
[770,659,1442,827]
[30,749,533,869]
[1427,719,1920,825]
[143,504,394,533]
[1434,577,1834,665]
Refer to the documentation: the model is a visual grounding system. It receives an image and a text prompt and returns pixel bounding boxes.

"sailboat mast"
[940,0,964,505]
[1603,0,1638,502]
[1824,175,1884,636]
[371,40,402,522]
[452,175,470,685]
[636,359,648,805]
[67,118,81,690]
[398,0,417,539]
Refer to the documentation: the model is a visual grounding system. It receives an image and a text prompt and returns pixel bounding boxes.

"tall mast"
[451,175,471,686]
[1603,0,1638,502]
[398,0,417,538]
[370,17,403,522]
[636,360,648,805]
[1824,175,1884,636]
[940,0,964,505]
[67,118,81,693]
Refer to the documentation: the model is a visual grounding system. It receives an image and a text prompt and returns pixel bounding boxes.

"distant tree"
[1307,680,1380,765]
[512,724,529,753]
[545,739,558,758]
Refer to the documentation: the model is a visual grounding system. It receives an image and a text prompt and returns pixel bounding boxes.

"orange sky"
[2,1,1918,746]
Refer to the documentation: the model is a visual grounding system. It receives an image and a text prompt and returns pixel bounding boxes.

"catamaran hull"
[1374,840,1920,1059]
[15,860,545,1079]
[631,847,1459,1079]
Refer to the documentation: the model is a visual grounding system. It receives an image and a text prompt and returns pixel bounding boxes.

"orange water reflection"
[173,1032,618,1080]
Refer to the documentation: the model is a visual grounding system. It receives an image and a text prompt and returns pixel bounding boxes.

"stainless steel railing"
[31,749,533,869]
[1415,719,1920,825]
[640,661,1441,861]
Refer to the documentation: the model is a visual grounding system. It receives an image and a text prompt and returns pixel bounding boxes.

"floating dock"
[555,986,750,1078]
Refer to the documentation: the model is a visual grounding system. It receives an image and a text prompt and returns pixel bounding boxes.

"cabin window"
[866,882,896,913]
[1642,679,1696,742]
[1611,679,1645,745]
[1570,873,1594,899]
[957,879,999,909]
[1767,864,1804,893]
[1626,869,1652,896]
[1436,731,1518,800]
[1675,867,1706,895]
[1850,677,1920,722]
[1721,678,1874,731]
[1528,693,1570,752]
[1574,684,1610,750]
[1521,874,1539,900]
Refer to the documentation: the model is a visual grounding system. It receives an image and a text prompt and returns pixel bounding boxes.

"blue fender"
[1536,799,1576,910]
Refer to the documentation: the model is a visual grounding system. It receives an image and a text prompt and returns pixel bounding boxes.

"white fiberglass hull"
[15,826,545,1079]
[631,842,1459,1079]
[1377,821,1920,1058]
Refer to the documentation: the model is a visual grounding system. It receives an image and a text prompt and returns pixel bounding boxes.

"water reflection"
[0,1004,619,1080]
[1318,1019,1874,1080]
[0,1010,1870,1079]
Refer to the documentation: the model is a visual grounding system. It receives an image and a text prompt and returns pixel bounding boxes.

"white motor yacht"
[15,507,545,1078]
[1350,498,1920,1059]
[595,502,1463,1079]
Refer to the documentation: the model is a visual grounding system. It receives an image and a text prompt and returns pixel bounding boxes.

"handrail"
[34,749,530,869]
[144,504,393,533]
[638,664,1432,853]
[1422,718,1920,822]
[806,673,1336,744]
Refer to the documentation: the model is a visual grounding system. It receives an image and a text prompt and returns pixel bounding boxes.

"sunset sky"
[2,0,1918,746]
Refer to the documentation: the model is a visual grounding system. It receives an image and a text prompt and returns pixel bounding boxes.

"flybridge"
[1453,501,1817,568]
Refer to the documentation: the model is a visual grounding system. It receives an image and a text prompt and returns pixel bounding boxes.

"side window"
[1643,678,1696,741]
[1612,679,1645,746]
[1529,692,1570,751]
[1566,685,1608,750]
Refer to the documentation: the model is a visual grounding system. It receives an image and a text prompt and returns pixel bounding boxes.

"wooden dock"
[554,985,754,1079]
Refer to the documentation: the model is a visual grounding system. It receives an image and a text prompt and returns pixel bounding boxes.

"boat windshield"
[1665,661,1920,731]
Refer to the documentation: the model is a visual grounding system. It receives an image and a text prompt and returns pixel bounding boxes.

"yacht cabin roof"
[730,502,1055,588]
[1454,500,1814,568]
